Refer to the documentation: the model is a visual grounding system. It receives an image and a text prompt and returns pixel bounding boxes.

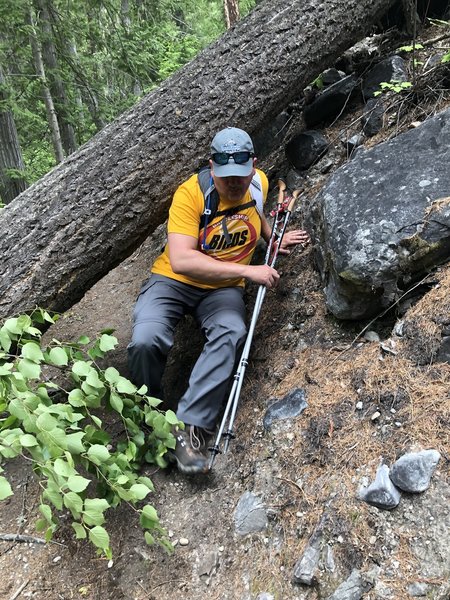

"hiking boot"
[168,425,213,475]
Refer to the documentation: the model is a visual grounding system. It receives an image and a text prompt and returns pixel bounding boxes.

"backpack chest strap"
[215,200,256,246]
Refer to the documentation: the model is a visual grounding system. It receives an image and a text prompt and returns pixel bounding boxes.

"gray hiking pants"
[127,274,247,430]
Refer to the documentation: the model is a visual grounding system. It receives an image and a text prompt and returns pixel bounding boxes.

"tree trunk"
[0,64,28,204]
[35,0,78,155]
[26,6,65,163]
[224,0,240,29]
[0,0,397,320]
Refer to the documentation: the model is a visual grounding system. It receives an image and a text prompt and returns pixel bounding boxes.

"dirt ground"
[1,22,450,600]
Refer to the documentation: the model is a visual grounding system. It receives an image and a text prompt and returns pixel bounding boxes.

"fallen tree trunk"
[0,0,397,320]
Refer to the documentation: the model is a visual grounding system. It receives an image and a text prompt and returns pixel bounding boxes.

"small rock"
[390,449,441,493]
[234,492,268,535]
[407,582,429,596]
[53,556,61,563]
[364,330,380,342]
[327,569,373,599]
[263,388,308,430]
[371,411,381,421]
[179,538,189,546]
[356,401,363,410]
[358,464,401,510]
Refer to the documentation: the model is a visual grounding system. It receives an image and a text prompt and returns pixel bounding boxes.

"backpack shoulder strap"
[249,171,264,216]
[198,167,219,231]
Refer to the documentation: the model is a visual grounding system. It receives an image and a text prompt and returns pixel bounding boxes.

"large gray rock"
[312,107,450,319]
[362,55,408,99]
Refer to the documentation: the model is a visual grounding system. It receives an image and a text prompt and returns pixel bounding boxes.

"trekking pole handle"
[277,179,286,205]
[287,188,301,212]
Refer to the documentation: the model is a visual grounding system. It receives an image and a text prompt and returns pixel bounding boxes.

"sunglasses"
[211,151,254,165]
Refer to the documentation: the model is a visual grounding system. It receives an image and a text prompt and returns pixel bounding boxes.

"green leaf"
[72,361,92,377]
[67,475,91,493]
[99,334,117,352]
[0,328,12,352]
[0,476,13,500]
[48,347,68,366]
[104,367,120,384]
[63,491,83,515]
[43,482,63,510]
[8,398,28,420]
[129,484,151,501]
[35,518,47,532]
[144,531,155,545]
[164,410,180,426]
[53,458,76,478]
[0,362,14,376]
[116,377,136,394]
[86,370,105,390]
[82,498,109,526]
[137,476,155,492]
[140,504,159,528]
[77,335,90,345]
[17,358,41,380]
[21,342,44,362]
[72,522,87,539]
[88,525,110,551]
[4,318,22,334]
[87,444,110,465]
[39,503,53,523]
[20,434,38,447]
[36,413,59,432]
[68,388,86,407]
[91,415,102,428]
[109,392,123,414]
[66,432,86,454]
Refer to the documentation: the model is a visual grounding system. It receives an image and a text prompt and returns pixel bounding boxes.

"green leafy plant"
[373,79,413,96]
[0,309,182,557]
[397,43,424,52]
[310,74,324,90]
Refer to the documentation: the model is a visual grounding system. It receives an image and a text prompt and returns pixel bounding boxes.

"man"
[128,127,309,474]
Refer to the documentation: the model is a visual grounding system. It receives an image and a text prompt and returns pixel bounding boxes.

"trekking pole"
[208,183,300,469]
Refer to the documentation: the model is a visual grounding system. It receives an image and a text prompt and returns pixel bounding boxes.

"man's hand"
[278,229,310,255]
[243,264,280,289]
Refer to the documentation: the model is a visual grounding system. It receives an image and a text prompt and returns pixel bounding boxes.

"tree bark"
[0,64,28,204]
[35,0,78,155]
[0,0,397,320]
[224,0,240,29]
[26,6,65,163]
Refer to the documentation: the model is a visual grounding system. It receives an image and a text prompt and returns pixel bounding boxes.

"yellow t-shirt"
[152,169,268,289]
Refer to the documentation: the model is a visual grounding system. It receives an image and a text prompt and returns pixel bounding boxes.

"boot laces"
[189,426,204,450]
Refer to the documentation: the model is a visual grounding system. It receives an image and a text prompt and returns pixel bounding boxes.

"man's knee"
[210,312,247,345]
[129,321,173,356]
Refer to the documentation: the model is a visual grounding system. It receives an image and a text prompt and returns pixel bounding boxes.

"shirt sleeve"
[167,175,202,239]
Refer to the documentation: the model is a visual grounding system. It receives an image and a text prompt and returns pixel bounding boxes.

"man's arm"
[168,233,280,288]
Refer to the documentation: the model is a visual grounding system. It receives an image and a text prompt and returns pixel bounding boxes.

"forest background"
[0,0,254,206]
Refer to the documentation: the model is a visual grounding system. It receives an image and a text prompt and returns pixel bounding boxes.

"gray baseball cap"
[210,127,254,177]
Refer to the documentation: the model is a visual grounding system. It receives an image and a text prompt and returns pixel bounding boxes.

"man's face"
[210,160,256,203]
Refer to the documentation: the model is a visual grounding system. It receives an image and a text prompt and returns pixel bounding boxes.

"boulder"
[303,75,359,127]
[311,107,450,320]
